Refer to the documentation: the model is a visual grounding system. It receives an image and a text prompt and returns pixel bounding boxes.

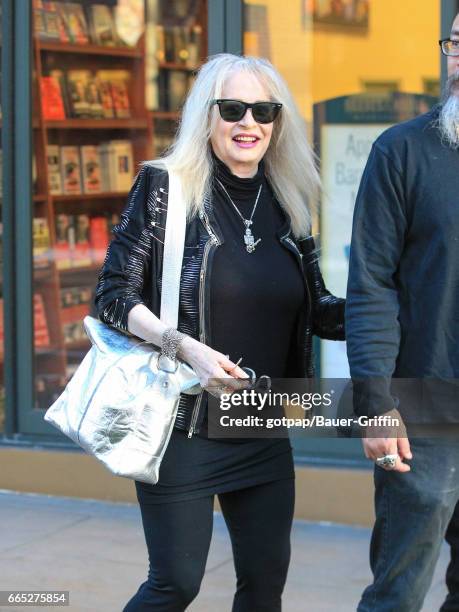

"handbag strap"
[160,165,187,328]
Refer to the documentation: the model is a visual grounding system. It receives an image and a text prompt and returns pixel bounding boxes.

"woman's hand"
[178,336,250,394]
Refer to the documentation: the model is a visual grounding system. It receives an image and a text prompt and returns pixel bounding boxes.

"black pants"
[123,478,295,611]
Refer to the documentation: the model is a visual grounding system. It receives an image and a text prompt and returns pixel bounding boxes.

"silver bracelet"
[161,328,187,361]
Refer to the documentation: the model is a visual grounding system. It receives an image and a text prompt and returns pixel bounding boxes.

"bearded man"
[345,13,459,612]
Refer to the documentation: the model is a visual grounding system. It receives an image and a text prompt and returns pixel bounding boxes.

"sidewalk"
[0,490,449,612]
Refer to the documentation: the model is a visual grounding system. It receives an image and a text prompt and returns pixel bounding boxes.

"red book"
[34,294,50,347]
[89,216,109,264]
[40,76,66,120]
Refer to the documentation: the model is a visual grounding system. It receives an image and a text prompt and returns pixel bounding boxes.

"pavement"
[0,490,450,612]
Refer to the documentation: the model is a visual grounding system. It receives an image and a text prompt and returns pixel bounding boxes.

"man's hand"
[361,409,413,472]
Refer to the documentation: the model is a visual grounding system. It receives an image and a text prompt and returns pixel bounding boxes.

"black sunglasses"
[211,99,282,124]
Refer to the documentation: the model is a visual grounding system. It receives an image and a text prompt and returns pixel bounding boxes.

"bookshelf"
[30,0,208,411]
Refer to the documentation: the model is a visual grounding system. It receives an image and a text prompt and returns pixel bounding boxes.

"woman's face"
[210,71,274,178]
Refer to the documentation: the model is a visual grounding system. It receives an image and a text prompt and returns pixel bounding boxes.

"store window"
[0,0,4,432]
[243,0,441,460]
[30,0,207,430]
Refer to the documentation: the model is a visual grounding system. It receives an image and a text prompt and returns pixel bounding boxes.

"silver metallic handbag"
[44,166,201,484]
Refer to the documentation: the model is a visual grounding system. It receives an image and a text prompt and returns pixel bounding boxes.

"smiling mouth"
[233,135,259,143]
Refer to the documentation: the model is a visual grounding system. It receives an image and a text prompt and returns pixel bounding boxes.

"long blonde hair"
[146,53,319,238]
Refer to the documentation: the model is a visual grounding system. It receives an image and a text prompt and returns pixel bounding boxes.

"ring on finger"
[375,454,398,470]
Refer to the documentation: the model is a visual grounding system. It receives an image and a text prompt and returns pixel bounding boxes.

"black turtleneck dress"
[135,156,305,504]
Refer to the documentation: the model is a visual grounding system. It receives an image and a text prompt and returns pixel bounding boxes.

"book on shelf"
[155,25,165,62]
[47,144,62,195]
[34,0,145,47]
[114,0,145,47]
[33,217,52,268]
[54,3,71,43]
[86,78,105,119]
[98,79,116,118]
[158,70,190,111]
[168,70,189,111]
[34,0,47,40]
[80,145,102,194]
[63,2,90,45]
[74,214,93,267]
[89,216,110,264]
[34,293,51,347]
[42,1,62,42]
[66,70,92,118]
[96,70,132,118]
[40,75,66,120]
[89,4,118,47]
[48,69,71,117]
[60,285,92,346]
[187,24,203,68]
[54,213,73,269]
[99,140,134,192]
[61,146,82,194]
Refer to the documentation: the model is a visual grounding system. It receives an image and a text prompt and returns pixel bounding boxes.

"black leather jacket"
[95,164,345,437]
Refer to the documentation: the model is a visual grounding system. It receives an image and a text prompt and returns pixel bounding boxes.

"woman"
[95,53,344,611]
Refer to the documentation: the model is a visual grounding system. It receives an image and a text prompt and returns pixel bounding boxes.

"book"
[66,70,92,118]
[110,80,131,118]
[49,70,71,117]
[54,214,72,269]
[42,1,61,41]
[80,145,102,194]
[33,217,52,268]
[34,0,47,40]
[73,214,92,267]
[46,144,62,194]
[54,3,70,42]
[89,4,118,46]
[168,70,189,111]
[34,294,51,347]
[86,78,105,118]
[172,26,189,64]
[187,24,202,68]
[89,216,109,264]
[96,70,131,118]
[114,0,145,47]
[60,146,82,194]
[40,76,66,120]
[61,282,88,343]
[97,79,116,118]
[99,140,134,191]
[64,2,90,44]
[155,25,166,62]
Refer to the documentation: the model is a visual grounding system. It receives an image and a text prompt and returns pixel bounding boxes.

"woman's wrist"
[161,328,187,361]
[176,335,198,362]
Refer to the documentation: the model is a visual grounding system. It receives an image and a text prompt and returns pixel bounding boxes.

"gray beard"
[439,73,459,149]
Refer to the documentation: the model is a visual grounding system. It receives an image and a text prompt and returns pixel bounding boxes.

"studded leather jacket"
[94,164,345,437]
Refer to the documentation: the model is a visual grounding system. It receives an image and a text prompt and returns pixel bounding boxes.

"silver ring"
[375,454,398,470]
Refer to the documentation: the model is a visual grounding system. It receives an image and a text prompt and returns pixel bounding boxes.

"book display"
[146,0,207,156]
[30,0,207,410]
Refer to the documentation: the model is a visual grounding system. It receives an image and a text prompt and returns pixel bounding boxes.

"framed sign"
[313,92,437,378]
[303,0,369,29]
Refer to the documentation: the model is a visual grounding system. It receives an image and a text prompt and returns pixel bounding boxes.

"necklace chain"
[215,179,263,253]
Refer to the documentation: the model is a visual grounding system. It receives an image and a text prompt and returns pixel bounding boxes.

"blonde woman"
[95,53,344,611]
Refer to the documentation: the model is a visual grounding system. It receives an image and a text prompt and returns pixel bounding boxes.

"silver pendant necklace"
[216,178,263,253]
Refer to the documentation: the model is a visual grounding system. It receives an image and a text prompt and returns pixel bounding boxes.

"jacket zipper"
[187,210,220,438]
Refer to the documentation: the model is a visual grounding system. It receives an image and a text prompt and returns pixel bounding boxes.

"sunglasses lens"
[219,100,246,122]
[252,103,280,124]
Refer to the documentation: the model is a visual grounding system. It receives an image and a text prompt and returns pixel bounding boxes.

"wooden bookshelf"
[31,0,154,409]
[31,0,208,410]
[40,41,143,58]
